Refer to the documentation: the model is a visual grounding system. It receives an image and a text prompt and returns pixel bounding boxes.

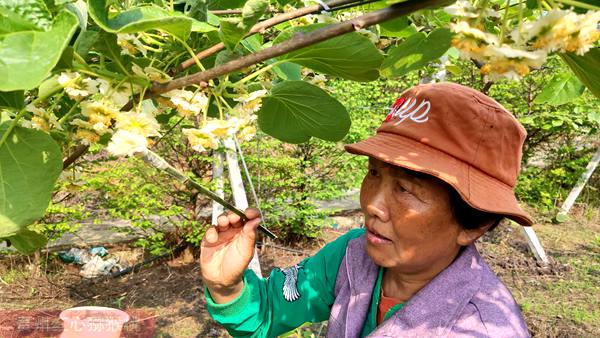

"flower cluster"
[22,104,61,132]
[516,10,600,56]
[117,33,149,56]
[182,115,258,153]
[58,72,109,100]
[70,101,119,145]
[180,89,265,153]
[446,1,599,80]
[159,89,209,117]
[106,102,161,157]
[56,71,141,145]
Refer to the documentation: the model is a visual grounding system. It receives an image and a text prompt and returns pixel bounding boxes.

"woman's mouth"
[366,228,393,245]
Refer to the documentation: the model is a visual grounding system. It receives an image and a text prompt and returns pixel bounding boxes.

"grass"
[489,208,600,335]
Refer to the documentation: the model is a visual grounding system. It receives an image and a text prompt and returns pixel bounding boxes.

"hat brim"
[345,132,533,226]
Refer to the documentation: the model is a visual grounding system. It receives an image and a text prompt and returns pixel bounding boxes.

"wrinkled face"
[360,158,464,273]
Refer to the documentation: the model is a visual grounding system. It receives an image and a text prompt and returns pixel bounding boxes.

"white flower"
[514,10,569,44]
[25,104,62,131]
[96,78,111,95]
[445,1,499,18]
[57,72,79,87]
[117,34,148,56]
[115,110,160,137]
[182,128,219,152]
[450,21,499,44]
[81,78,100,96]
[516,10,600,55]
[132,64,172,83]
[234,90,267,113]
[484,45,546,67]
[237,125,256,142]
[106,130,148,157]
[202,119,240,138]
[25,103,46,117]
[108,87,132,107]
[58,72,90,100]
[162,89,209,117]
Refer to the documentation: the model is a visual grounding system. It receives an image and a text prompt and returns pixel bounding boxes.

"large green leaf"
[561,49,600,99]
[218,0,268,50]
[6,229,47,253]
[534,72,585,106]
[258,81,350,143]
[0,91,24,110]
[0,123,62,238]
[274,24,383,82]
[0,10,78,91]
[208,0,247,10]
[273,62,301,81]
[88,0,194,40]
[0,0,52,31]
[381,28,453,78]
[0,7,41,33]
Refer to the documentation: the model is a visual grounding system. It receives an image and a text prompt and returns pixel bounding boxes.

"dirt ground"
[0,208,598,337]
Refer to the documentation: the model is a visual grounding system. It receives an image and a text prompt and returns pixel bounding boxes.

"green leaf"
[94,32,130,75]
[0,7,41,33]
[6,229,47,253]
[275,24,383,82]
[208,0,247,10]
[0,123,62,238]
[381,28,453,78]
[56,45,74,70]
[273,62,302,81]
[0,91,24,110]
[88,0,193,40]
[588,111,600,125]
[74,29,100,56]
[218,0,268,50]
[534,72,585,106]
[37,75,62,99]
[379,16,409,37]
[186,0,208,21]
[0,0,52,31]
[66,0,88,30]
[560,49,600,99]
[192,20,218,32]
[258,81,350,143]
[0,10,78,91]
[554,213,569,223]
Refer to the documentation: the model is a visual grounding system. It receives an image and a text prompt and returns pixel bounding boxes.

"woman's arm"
[203,227,366,337]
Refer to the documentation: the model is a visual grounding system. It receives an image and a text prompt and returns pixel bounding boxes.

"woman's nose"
[365,190,389,222]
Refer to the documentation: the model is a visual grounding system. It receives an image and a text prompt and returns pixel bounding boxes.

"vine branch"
[173,0,376,73]
[156,0,447,96]
[63,0,449,169]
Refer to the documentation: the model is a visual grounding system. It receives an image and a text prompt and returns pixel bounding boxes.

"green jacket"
[204,228,403,337]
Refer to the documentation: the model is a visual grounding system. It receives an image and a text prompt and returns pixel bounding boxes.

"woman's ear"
[456,222,494,246]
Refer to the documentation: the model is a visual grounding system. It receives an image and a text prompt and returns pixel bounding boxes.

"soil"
[0,209,598,337]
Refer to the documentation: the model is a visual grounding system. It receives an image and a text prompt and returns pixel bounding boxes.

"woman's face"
[360,157,466,274]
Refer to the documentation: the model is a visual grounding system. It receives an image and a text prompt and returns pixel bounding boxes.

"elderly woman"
[200,83,531,337]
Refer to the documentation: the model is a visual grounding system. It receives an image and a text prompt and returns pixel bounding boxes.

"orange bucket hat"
[345,82,533,226]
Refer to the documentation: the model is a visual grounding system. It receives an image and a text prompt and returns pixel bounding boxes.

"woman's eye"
[369,169,378,176]
[396,182,408,193]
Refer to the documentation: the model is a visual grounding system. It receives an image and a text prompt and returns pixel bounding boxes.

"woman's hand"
[200,208,261,303]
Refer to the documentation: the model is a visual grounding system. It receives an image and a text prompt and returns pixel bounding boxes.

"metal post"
[556,146,600,219]
[224,138,263,278]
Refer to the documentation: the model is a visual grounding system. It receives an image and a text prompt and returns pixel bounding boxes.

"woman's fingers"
[204,226,219,244]
[216,213,230,231]
[242,216,261,238]
[227,212,241,227]
[245,208,260,219]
